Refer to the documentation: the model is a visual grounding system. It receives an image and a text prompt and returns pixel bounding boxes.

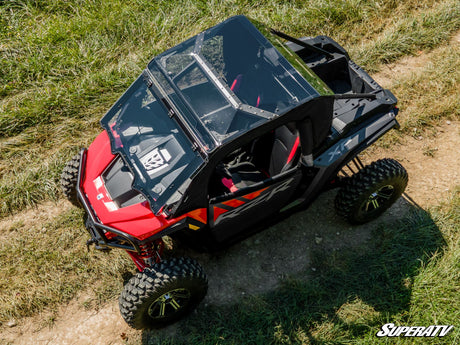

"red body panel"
[212,187,269,222]
[82,131,204,241]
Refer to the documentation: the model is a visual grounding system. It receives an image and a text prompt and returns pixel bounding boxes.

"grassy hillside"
[1,0,459,216]
[0,1,459,344]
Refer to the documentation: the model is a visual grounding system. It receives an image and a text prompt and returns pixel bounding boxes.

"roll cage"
[100,15,337,217]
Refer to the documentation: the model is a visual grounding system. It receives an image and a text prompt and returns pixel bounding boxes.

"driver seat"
[221,124,300,192]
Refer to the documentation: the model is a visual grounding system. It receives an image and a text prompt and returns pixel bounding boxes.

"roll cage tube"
[76,149,142,253]
[142,68,210,158]
[297,118,314,167]
[270,29,334,60]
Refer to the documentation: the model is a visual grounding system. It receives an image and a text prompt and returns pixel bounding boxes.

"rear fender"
[314,110,398,168]
[291,110,398,208]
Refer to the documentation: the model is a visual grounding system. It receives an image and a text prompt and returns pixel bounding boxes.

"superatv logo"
[141,148,172,175]
[376,323,454,337]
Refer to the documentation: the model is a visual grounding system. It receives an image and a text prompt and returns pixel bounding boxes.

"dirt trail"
[1,189,406,345]
[368,30,460,207]
[362,122,459,208]
[374,30,460,88]
[1,32,459,345]
[0,201,71,238]
[1,298,129,345]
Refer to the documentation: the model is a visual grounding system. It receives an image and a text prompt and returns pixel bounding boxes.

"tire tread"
[335,158,408,224]
[60,153,81,206]
[119,257,207,329]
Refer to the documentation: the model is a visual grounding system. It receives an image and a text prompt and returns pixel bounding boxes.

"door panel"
[209,169,302,242]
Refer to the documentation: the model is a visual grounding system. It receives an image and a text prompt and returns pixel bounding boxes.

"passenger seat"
[268,124,300,175]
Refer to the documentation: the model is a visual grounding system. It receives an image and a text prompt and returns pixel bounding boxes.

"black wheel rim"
[148,288,191,319]
[360,185,395,214]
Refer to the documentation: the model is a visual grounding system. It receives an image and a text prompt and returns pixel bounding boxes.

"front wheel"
[119,257,208,329]
[335,158,408,224]
[60,152,82,207]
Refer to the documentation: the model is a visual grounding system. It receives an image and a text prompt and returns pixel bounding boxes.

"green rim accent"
[360,185,394,213]
[148,288,191,319]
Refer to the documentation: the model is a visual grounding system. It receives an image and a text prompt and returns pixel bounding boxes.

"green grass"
[351,0,460,71]
[365,42,459,148]
[0,1,459,343]
[393,45,460,135]
[138,191,460,344]
[1,0,459,217]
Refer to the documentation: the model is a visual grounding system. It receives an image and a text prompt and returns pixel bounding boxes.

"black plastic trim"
[334,93,376,100]
[76,149,142,253]
[271,29,334,60]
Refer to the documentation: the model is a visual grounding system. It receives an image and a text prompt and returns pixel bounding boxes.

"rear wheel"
[60,153,81,207]
[335,158,408,224]
[119,257,208,329]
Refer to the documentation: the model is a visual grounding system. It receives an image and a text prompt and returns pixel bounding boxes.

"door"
[209,168,302,242]
[207,123,303,242]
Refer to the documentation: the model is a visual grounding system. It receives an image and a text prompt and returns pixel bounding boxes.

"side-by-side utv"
[61,15,408,329]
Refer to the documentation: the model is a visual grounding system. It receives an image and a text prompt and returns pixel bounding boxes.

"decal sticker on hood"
[141,148,172,175]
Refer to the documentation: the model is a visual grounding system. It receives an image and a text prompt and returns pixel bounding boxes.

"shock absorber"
[138,239,164,267]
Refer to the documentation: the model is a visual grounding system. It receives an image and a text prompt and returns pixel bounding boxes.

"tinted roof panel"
[149,15,328,146]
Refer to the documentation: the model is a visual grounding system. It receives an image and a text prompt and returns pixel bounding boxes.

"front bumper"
[76,148,142,253]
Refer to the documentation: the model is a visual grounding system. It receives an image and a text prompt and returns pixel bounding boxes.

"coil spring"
[139,240,164,265]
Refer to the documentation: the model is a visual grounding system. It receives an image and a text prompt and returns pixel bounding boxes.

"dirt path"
[374,30,460,88]
[1,297,129,345]
[368,29,460,207]
[1,189,411,345]
[0,201,71,240]
[1,32,459,345]
[362,121,459,208]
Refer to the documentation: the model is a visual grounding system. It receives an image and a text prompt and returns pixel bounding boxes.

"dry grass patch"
[0,207,132,321]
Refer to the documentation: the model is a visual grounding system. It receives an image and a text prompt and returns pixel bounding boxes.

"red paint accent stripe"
[213,206,229,222]
[243,187,269,200]
[286,137,300,164]
[185,208,207,224]
[256,95,260,107]
[222,199,245,208]
[214,187,268,221]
